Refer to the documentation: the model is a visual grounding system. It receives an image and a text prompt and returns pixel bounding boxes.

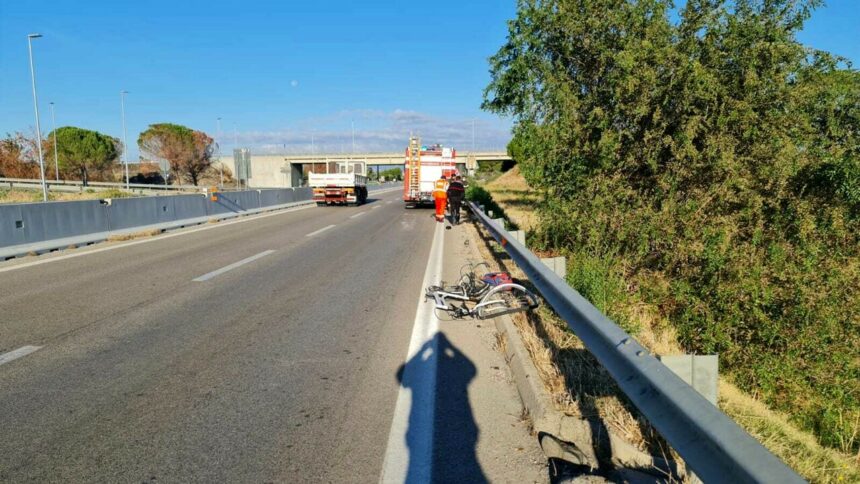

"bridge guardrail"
[466,201,803,483]
[0,177,204,192]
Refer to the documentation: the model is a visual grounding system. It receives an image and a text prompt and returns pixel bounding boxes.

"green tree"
[47,127,118,185]
[483,0,859,453]
[379,167,403,181]
[138,123,214,186]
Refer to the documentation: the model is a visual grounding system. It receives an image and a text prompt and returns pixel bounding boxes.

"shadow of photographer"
[396,332,487,483]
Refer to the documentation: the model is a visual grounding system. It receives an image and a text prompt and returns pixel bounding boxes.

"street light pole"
[217,117,223,188]
[472,118,476,153]
[27,33,48,202]
[120,90,130,189]
[233,123,239,189]
[49,102,59,181]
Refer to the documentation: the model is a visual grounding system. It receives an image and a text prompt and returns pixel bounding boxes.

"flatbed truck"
[309,160,368,206]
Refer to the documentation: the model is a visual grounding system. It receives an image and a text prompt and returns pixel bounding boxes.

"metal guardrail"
[1,177,393,192]
[0,177,202,191]
[467,201,803,483]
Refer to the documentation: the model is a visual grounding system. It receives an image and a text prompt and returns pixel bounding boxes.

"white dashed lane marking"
[305,224,336,237]
[192,250,276,282]
[0,346,42,366]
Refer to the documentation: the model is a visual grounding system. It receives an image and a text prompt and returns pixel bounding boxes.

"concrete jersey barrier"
[0,183,401,260]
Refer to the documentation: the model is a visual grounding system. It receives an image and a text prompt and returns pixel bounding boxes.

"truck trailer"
[402,137,458,207]
[309,160,368,206]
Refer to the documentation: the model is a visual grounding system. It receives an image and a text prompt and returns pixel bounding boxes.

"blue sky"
[1,1,857,158]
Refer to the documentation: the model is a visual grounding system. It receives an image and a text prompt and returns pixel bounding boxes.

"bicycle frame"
[428,282,538,320]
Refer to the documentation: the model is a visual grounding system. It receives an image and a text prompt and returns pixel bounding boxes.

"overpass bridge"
[219,151,512,188]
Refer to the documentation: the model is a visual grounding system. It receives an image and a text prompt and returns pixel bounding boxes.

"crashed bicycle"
[425,262,539,320]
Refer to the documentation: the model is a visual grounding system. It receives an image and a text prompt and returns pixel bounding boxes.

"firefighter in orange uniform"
[433,175,448,222]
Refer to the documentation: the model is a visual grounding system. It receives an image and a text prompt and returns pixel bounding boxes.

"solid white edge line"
[0,203,315,274]
[192,250,276,282]
[0,345,43,366]
[379,222,445,483]
[349,211,367,219]
[305,224,336,237]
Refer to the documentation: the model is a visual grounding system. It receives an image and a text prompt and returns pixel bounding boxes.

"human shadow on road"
[396,332,486,483]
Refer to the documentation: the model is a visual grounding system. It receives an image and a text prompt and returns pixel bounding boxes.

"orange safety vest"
[433,179,448,198]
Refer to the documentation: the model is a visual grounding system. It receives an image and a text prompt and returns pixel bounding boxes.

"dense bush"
[483,0,859,453]
[0,133,42,179]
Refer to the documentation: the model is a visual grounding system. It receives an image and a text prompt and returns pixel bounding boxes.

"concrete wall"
[3,200,110,249]
[0,183,399,260]
[1,189,303,259]
[220,155,293,188]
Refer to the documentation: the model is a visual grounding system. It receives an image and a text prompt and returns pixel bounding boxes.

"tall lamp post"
[233,123,240,189]
[27,33,48,202]
[472,118,476,153]
[216,117,223,188]
[120,90,130,189]
[49,102,59,181]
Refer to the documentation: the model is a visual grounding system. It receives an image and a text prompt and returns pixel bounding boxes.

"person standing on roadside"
[446,175,466,225]
[433,175,448,223]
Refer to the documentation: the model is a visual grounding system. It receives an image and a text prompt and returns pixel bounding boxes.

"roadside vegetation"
[0,188,138,204]
[480,0,859,474]
[138,123,217,186]
[2,121,224,188]
[478,169,859,482]
[375,167,403,182]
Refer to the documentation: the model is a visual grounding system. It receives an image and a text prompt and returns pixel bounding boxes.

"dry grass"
[464,218,669,456]
[107,228,163,242]
[0,188,141,204]
[719,382,860,483]
[478,169,860,483]
[0,189,44,204]
[483,167,541,231]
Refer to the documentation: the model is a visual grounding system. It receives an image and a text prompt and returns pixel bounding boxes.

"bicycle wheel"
[473,284,539,320]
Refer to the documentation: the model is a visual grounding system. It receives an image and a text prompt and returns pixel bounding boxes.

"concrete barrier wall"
[23,200,110,242]
[1,183,402,259]
[0,204,26,248]
[106,197,161,230]
[293,187,312,200]
[259,189,292,207]
[208,191,261,215]
[171,194,210,221]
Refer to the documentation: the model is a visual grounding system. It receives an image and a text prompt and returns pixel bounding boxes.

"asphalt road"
[0,189,440,482]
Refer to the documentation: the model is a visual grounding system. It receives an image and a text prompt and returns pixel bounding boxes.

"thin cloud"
[228,109,512,154]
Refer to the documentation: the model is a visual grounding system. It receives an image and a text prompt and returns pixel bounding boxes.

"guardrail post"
[509,229,525,245]
[540,256,567,279]
[658,355,719,406]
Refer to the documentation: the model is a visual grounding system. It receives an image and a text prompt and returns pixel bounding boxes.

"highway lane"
[0,192,390,352]
[0,189,438,482]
